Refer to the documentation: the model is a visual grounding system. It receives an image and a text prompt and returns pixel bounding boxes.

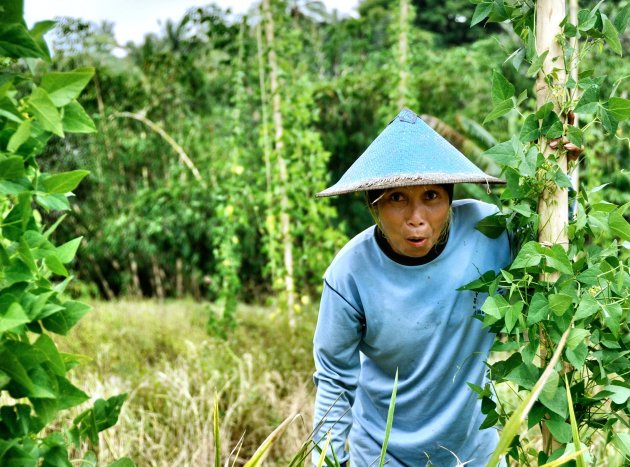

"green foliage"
[0,1,128,465]
[465,1,630,464]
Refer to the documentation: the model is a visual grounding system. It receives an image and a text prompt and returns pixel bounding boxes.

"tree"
[0,1,128,464]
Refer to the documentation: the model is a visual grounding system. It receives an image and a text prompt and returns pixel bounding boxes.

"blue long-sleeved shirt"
[312,199,510,467]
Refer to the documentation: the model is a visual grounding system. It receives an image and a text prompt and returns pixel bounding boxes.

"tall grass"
[59,300,316,466]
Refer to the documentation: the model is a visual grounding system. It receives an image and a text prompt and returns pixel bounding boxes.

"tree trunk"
[262,0,296,317]
[129,252,142,297]
[535,0,567,456]
[151,257,165,300]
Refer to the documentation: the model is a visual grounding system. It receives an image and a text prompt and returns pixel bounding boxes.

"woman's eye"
[390,193,405,202]
[425,190,438,200]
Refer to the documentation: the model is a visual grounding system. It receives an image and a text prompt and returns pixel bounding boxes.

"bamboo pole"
[261,0,296,316]
[535,0,567,455]
[568,0,580,219]
[536,0,568,262]
[397,0,410,110]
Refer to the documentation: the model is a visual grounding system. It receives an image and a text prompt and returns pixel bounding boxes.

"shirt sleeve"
[312,278,363,466]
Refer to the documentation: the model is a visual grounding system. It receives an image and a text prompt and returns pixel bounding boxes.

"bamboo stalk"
[397,0,410,110]
[535,0,567,455]
[536,0,568,264]
[261,0,296,316]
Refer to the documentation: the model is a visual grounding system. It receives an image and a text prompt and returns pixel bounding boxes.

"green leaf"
[541,370,559,402]
[567,125,583,147]
[0,179,30,195]
[33,334,65,376]
[40,68,94,107]
[609,206,630,241]
[512,203,531,217]
[0,23,48,60]
[41,301,91,336]
[578,8,598,31]
[483,140,517,167]
[475,213,506,239]
[565,342,588,370]
[603,381,630,405]
[545,414,573,444]
[527,293,549,325]
[526,50,548,77]
[549,293,573,316]
[574,293,600,320]
[56,376,89,410]
[599,106,619,133]
[36,193,71,211]
[491,70,515,104]
[7,120,31,153]
[505,301,523,333]
[541,382,569,418]
[606,97,630,121]
[483,98,514,124]
[519,114,539,142]
[0,156,25,179]
[481,295,510,319]
[536,102,554,119]
[507,362,539,390]
[56,237,83,263]
[567,328,590,350]
[541,111,563,139]
[40,170,89,194]
[613,3,630,33]
[27,88,63,137]
[62,100,96,133]
[613,432,630,457]
[545,244,573,275]
[0,302,30,333]
[574,85,600,113]
[511,241,544,270]
[44,254,69,277]
[602,16,622,55]
[471,2,493,27]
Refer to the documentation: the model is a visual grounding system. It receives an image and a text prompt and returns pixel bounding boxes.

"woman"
[312,108,510,466]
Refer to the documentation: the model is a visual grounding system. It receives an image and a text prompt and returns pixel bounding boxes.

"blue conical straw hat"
[317,108,504,197]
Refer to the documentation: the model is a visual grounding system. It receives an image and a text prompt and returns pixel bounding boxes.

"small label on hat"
[398,108,417,124]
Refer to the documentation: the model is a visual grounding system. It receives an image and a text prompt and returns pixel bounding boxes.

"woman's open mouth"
[406,237,427,248]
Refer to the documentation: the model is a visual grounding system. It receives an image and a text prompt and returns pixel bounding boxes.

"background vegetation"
[2,0,628,465]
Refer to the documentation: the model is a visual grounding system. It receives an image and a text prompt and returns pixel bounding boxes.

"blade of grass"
[226,433,244,467]
[539,448,588,467]
[214,392,221,467]
[565,375,586,467]
[379,369,398,467]
[243,413,300,467]
[485,327,570,467]
[316,433,332,467]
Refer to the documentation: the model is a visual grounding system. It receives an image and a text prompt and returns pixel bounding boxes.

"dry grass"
[59,300,316,466]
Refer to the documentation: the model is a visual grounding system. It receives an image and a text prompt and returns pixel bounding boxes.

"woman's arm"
[312,279,363,466]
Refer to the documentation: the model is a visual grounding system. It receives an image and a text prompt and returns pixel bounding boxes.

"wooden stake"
[536,0,568,268]
[262,0,296,317]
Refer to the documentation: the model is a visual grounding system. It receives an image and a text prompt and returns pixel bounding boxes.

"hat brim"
[316,173,506,197]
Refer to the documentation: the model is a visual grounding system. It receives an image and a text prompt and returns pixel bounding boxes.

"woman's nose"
[407,202,426,225]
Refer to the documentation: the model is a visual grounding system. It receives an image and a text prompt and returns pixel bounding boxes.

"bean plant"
[0,1,129,464]
[464,1,630,464]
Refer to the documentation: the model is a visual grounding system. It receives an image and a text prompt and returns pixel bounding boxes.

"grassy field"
[60,300,317,466]
[58,300,627,466]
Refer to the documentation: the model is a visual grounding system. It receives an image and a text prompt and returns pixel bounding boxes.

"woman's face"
[375,184,450,258]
